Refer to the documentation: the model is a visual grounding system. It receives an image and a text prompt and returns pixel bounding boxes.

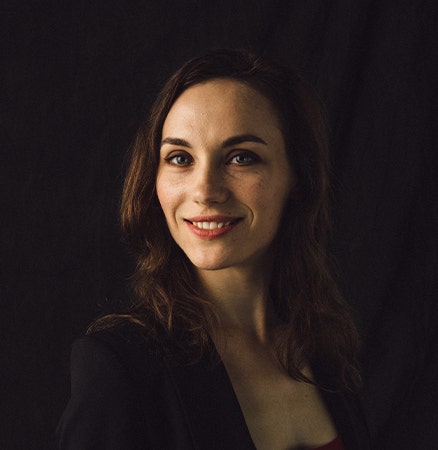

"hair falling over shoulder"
[88,49,362,392]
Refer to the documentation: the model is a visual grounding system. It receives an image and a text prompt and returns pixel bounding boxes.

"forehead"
[162,78,282,137]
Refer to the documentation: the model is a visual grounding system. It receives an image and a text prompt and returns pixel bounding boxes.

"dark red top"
[312,436,345,450]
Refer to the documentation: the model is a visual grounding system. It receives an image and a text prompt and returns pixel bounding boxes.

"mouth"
[185,215,241,228]
[189,220,232,230]
[184,215,242,238]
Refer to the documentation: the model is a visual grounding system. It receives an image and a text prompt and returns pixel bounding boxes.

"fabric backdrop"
[3,1,437,449]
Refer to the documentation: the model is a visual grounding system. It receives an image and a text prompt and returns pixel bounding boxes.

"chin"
[190,260,232,271]
[187,253,235,271]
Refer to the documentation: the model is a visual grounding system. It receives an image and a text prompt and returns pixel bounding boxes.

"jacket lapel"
[166,354,256,450]
[168,353,370,450]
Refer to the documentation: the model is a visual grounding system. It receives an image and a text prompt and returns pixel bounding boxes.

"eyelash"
[164,153,193,166]
[164,151,260,166]
[228,151,259,165]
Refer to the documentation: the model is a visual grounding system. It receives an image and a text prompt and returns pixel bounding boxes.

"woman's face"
[156,78,293,272]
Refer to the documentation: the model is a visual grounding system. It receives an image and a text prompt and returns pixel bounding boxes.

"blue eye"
[165,153,192,166]
[229,152,259,165]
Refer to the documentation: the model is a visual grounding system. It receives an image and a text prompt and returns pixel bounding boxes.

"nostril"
[192,184,230,205]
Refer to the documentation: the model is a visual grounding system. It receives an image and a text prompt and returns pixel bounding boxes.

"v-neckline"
[94,323,369,448]
[164,340,367,450]
[166,345,257,449]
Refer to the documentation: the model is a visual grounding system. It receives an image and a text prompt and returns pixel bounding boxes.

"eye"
[228,151,260,165]
[164,152,193,166]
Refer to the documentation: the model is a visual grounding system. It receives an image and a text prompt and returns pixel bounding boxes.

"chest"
[220,344,338,450]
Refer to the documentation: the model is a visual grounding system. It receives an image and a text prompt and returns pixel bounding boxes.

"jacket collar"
[166,348,370,450]
[167,352,257,449]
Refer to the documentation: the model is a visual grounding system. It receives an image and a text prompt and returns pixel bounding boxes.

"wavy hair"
[89,49,361,391]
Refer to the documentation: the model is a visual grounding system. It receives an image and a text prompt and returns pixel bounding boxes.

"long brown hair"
[89,49,361,391]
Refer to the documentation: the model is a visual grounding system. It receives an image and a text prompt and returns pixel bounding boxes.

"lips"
[191,220,231,230]
[184,215,242,239]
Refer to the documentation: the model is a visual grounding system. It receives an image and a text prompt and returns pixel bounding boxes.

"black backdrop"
[3,1,437,449]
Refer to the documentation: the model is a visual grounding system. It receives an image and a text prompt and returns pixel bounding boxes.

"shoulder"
[316,382,370,449]
[57,323,173,449]
[311,359,370,448]
[71,322,167,387]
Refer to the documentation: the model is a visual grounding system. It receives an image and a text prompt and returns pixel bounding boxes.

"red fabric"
[312,436,345,450]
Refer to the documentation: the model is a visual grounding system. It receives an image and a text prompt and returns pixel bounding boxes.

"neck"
[197,262,278,343]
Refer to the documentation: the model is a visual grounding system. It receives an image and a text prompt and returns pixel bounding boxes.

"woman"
[57,49,370,449]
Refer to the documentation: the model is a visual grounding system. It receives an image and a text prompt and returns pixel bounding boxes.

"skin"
[156,79,337,449]
[157,79,293,328]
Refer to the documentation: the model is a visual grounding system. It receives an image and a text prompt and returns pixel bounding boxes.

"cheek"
[272,169,293,211]
[156,176,174,217]
[156,175,185,222]
[249,176,291,215]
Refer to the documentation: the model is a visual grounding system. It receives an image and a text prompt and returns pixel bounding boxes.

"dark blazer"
[57,325,370,449]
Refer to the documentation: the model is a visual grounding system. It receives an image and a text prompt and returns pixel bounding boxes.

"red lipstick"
[185,215,242,240]
[186,215,240,223]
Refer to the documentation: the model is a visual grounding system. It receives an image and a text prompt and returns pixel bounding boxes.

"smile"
[191,221,231,230]
[184,216,242,240]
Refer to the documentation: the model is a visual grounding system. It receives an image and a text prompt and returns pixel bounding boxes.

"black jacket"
[57,325,370,449]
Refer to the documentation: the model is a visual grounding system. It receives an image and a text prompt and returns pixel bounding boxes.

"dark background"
[3,1,437,449]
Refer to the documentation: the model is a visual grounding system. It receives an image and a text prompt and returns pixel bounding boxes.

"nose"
[192,161,230,205]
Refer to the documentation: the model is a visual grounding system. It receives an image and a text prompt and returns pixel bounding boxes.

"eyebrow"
[160,137,191,148]
[160,134,267,148]
[222,134,267,147]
